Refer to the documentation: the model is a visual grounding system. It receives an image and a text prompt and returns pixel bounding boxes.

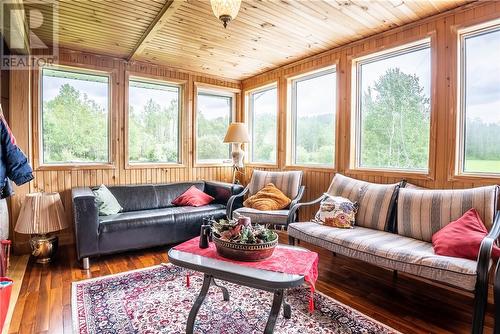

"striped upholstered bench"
[287,173,499,334]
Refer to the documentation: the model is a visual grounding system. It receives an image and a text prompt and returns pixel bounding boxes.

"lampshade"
[223,122,250,143]
[15,192,68,234]
[210,0,241,28]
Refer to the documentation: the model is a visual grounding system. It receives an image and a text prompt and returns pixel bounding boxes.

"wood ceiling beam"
[2,0,30,54]
[127,0,186,61]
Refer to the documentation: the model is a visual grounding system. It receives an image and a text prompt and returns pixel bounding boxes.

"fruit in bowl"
[211,217,278,261]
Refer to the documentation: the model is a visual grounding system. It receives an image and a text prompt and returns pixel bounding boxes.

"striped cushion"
[326,174,400,231]
[288,222,480,290]
[247,170,303,200]
[234,207,289,225]
[397,186,499,242]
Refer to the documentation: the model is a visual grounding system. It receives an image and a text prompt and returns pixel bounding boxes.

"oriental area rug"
[72,263,399,334]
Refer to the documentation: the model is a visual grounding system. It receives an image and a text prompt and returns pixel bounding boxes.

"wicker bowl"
[213,234,278,262]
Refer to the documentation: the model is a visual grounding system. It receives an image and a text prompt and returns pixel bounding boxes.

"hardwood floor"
[7,233,495,334]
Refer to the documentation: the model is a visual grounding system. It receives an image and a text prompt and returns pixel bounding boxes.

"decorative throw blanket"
[174,237,319,311]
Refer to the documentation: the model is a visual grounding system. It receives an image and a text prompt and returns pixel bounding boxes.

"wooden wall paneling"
[7,49,241,253]
[9,64,33,252]
[241,1,500,224]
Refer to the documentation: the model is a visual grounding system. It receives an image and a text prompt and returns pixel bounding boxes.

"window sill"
[346,168,433,181]
[245,162,279,169]
[284,164,336,173]
[35,163,116,171]
[125,163,186,170]
[449,173,500,183]
[193,162,233,168]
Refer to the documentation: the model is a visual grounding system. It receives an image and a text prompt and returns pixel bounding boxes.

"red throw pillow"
[432,208,500,260]
[171,186,214,207]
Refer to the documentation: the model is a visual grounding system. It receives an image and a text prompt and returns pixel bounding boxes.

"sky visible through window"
[250,86,277,163]
[43,70,109,110]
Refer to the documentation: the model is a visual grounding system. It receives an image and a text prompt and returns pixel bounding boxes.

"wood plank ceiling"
[24,0,472,80]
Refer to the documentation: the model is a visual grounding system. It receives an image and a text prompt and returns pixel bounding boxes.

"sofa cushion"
[233,207,289,225]
[107,185,159,212]
[326,174,400,231]
[397,185,499,242]
[289,222,480,290]
[247,170,303,200]
[93,184,123,216]
[99,204,225,233]
[154,182,205,208]
[172,185,214,207]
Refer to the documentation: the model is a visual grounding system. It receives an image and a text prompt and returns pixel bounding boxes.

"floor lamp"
[223,122,250,184]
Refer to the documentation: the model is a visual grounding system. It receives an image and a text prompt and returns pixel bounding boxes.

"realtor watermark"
[1,0,58,69]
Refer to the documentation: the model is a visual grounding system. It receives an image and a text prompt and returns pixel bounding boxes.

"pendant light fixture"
[210,0,241,28]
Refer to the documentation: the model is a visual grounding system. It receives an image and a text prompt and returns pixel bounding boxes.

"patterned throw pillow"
[314,195,358,228]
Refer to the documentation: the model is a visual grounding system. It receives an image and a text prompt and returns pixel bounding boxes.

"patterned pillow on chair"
[314,195,358,229]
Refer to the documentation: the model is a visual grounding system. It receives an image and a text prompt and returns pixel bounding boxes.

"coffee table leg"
[264,289,284,334]
[283,300,291,319]
[186,273,212,334]
[211,277,230,301]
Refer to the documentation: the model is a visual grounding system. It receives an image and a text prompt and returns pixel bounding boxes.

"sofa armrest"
[72,187,99,260]
[204,181,244,206]
[226,187,249,219]
[287,194,327,226]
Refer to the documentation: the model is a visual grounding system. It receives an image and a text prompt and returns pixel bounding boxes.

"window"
[41,67,110,164]
[459,23,500,174]
[196,89,233,163]
[128,77,181,164]
[354,40,431,171]
[291,68,336,166]
[248,85,278,164]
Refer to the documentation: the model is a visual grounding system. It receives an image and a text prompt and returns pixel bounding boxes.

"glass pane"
[463,28,500,174]
[359,45,431,170]
[128,79,180,163]
[197,92,231,163]
[41,68,109,164]
[250,87,277,163]
[294,71,336,165]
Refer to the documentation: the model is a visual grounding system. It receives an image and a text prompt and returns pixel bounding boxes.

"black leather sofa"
[72,181,243,269]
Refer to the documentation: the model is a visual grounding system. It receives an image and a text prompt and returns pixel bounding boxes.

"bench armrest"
[226,187,249,219]
[289,185,305,209]
[72,187,99,260]
[286,194,327,226]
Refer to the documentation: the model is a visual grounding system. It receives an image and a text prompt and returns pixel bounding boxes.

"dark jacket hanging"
[0,114,33,198]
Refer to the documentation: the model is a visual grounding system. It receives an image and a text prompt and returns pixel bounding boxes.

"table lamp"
[14,192,67,263]
[223,122,250,183]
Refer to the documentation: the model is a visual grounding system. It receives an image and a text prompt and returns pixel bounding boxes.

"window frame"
[455,21,500,179]
[193,82,238,167]
[124,72,186,169]
[287,66,338,169]
[246,82,279,166]
[348,37,436,179]
[34,64,115,170]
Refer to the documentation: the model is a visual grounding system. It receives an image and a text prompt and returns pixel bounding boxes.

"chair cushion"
[326,174,400,231]
[247,170,303,199]
[243,183,291,211]
[432,208,500,260]
[234,207,289,225]
[397,185,499,242]
[172,185,214,207]
[99,204,225,233]
[289,222,480,290]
